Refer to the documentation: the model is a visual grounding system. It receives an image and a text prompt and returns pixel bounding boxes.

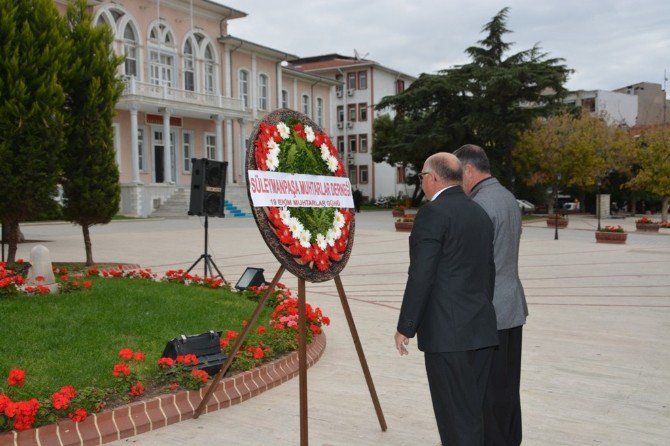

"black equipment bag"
[162,330,227,376]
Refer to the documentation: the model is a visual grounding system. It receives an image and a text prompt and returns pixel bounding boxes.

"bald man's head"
[425,152,463,184]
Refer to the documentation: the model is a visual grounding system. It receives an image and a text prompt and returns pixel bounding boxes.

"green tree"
[377,7,572,191]
[61,0,124,265]
[514,111,632,210]
[627,126,670,221]
[0,0,67,262]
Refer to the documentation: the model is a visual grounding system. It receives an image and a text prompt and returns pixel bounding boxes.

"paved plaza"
[15,211,670,445]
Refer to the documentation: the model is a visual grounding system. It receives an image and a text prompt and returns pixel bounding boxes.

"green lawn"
[1,278,269,400]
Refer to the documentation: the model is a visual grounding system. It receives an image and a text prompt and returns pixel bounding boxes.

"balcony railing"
[122,77,244,112]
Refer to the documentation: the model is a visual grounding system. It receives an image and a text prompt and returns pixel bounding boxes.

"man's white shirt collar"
[431,185,457,201]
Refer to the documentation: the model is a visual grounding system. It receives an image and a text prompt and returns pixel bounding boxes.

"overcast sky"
[215,0,669,92]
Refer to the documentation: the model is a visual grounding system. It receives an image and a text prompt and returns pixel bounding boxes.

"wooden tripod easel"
[194,266,387,445]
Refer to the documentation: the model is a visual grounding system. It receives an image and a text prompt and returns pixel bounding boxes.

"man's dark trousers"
[484,326,523,446]
[425,346,495,446]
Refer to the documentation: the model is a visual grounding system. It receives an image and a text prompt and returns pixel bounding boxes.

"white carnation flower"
[325,229,336,247]
[320,144,330,161]
[333,211,345,229]
[288,217,304,237]
[269,146,280,159]
[299,230,312,248]
[333,226,342,239]
[327,156,339,172]
[279,207,292,224]
[304,125,315,142]
[268,138,280,151]
[266,153,279,171]
[277,122,290,140]
[316,233,327,251]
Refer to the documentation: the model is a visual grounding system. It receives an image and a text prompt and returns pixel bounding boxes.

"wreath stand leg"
[194,266,286,418]
[334,275,388,432]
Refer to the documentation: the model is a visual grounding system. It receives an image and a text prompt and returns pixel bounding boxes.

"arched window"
[204,44,215,94]
[123,24,138,77]
[258,74,269,110]
[183,38,195,91]
[239,70,249,108]
[148,22,176,87]
[302,94,310,115]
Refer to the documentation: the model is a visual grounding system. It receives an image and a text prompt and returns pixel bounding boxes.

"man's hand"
[395,331,410,356]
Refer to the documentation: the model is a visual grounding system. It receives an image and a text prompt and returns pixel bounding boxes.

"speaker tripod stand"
[186,215,225,281]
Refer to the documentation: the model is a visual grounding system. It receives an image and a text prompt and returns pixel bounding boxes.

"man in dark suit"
[395,152,498,446]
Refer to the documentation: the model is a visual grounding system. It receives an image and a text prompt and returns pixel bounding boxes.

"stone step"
[150,186,252,218]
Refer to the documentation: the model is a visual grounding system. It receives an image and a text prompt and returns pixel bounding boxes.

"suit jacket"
[470,177,528,330]
[397,186,498,353]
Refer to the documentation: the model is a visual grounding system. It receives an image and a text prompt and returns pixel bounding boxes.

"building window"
[348,135,357,152]
[347,72,356,90]
[258,74,269,110]
[205,134,216,160]
[396,79,405,94]
[337,106,344,123]
[204,45,215,94]
[302,94,310,115]
[359,103,368,121]
[281,89,289,108]
[337,136,344,155]
[397,165,406,183]
[123,24,137,77]
[137,128,144,171]
[359,165,369,184]
[239,70,249,108]
[348,165,357,184]
[149,50,174,87]
[335,73,343,95]
[183,39,195,91]
[359,134,368,153]
[348,104,357,121]
[582,98,596,112]
[358,71,367,90]
[183,131,193,172]
[316,98,324,126]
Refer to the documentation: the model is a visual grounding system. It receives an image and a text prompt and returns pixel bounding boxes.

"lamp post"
[596,178,602,231]
[554,173,561,240]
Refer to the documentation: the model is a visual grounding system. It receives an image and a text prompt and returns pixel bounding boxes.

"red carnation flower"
[7,368,25,387]
[68,408,88,422]
[112,363,131,377]
[118,348,134,360]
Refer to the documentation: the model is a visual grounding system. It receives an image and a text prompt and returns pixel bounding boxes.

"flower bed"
[595,226,627,244]
[395,215,415,232]
[391,207,406,218]
[546,215,568,228]
[0,263,329,433]
[635,217,660,232]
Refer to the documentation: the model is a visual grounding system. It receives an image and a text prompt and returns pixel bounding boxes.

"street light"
[596,178,602,231]
[554,173,561,240]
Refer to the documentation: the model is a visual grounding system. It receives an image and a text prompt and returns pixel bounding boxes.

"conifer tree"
[61,0,124,265]
[0,0,67,263]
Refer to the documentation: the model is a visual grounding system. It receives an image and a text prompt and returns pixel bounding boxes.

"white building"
[291,54,416,202]
[564,90,638,127]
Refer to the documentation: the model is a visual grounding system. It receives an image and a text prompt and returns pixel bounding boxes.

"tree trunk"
[662,195,669,222]
[82,224,94,266]
[630,197,637,216]
[6,219,19,264]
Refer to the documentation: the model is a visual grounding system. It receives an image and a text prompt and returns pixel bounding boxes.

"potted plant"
[660,221,670,229]
[595,225,627,244]
[635,216,660,232]
[546,213,568,228]
[391,205,406,218]
[394,214,415,232]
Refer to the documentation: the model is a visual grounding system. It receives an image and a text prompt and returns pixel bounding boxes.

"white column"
[276,62,283,109]
[251,54,257,120]
[161,108,172,184]
[293,79,298,112]
[213,114,223,161]
[225,118,234,184]
[238,118,247,183]
[224,46,232,97]
[130,106,140,184]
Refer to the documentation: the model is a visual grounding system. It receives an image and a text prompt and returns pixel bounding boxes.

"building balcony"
[119,76,246,118]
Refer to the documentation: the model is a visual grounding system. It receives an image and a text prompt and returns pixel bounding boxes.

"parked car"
[517,199,536,213]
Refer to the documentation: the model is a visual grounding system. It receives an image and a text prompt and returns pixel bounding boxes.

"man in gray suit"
[454,144,528,446]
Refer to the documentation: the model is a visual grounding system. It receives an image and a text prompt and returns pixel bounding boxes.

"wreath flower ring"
[253,118,353,272]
